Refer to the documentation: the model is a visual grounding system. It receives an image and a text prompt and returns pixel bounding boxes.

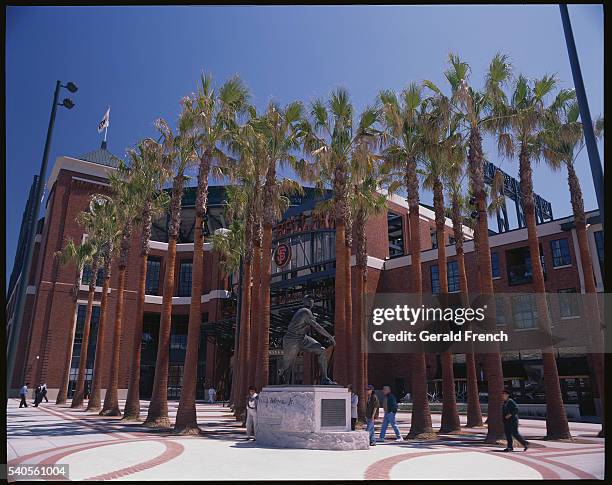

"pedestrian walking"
[19,383,29,408]
[378,385,403,442]
[41,383,48,403]
[34,384,42,407]
[208,386,216,404]
[501,388,529,452]
[365,384,380,446]
[245,386,258,441]
[348,384,358,431]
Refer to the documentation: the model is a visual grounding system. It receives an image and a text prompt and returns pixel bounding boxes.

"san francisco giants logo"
[274,243,291,268]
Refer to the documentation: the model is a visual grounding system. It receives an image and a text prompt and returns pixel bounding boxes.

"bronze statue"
[279,295,337,385]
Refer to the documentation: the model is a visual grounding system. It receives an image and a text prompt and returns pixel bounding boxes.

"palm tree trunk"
[468,126,505,443]
[333,221,347,384]
[257,157,276,391]
[174,214,204,434]
[175,155,211,433]
[71,280,97,408]
[100,265,127,416]
[145,174,184,428]
[354,210,367,420]
[451,195,483,427]
[143,238,177,428]
[256,224,273,389]
[566,162,604,436]
[433,179,460,434]
[344,237,353,385]
[123,201,153,420]
[87,261,112,412]
[519,146,571,440]
[405,157,435,439]
[56,278,80,405]
[235,260,252,420]
[122,253,147,420]
[249,239,262,389]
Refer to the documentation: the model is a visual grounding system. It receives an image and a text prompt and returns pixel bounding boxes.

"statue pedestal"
[255,385,370,450]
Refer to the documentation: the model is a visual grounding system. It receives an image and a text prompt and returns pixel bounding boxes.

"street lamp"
[559,5,604,223]
[6,80,78,399]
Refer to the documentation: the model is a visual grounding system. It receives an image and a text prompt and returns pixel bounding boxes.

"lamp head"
[61,98,75,109]
[65,81,78,93]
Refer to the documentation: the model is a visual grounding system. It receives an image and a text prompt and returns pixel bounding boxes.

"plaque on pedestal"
[255,385,370,450]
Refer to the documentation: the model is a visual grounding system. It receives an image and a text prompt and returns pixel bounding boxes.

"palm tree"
[223,116,266,418]
[419,97,462,434]
[212,211,246,407]
[144,110,198,428]
[445,159,484,428]
[541,97,604,436]
[349,124,391,417]
[297,88,378,385]
[441,52,511,442]
[54,238,96,405]
[496,74,571,440]
[379,83,435,439]
[122,139,171,421]
[253,101,303,390]
[85,196,122,412]
[174,74,249,434]
[100,161,145,416]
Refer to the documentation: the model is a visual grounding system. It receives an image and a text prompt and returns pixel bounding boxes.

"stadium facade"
[6,144,604,419]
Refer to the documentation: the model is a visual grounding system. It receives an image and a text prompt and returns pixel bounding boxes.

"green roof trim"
[77,147,123,168]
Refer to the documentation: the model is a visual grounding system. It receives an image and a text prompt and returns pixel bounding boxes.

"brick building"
[7,144,604,419]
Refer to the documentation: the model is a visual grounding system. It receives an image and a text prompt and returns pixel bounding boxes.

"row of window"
[430,237,584,292]
[499,290,581,329]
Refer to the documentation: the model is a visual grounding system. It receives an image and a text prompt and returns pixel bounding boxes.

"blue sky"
[6,5,604,283]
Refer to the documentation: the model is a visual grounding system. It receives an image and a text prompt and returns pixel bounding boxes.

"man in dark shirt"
[378,386,403,442]
[279,295,336,385]
[502,388,529,451]
[365,384,380,446]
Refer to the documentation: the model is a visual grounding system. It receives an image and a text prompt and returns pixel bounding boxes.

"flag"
[97,107,110,133]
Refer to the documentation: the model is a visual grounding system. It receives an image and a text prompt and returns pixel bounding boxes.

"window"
[170,333,187,350]
[430,265,440,294]
[491,253,500,278]
[431,231,438,249]
[82,265,103,287]
[495,295,507,326]
[430,262,459,293]
[506,246,546,286]
[168,364,183,399]
[511,294,538,329]
[387,211,405,258]
[447,261,459,292]
[177,260,193,297]
[551,238,571,267]
[146,257,162,295]
[558,288,580,318]
[594,231,604,278]
[449,236,456,246]
[68,304,100,397]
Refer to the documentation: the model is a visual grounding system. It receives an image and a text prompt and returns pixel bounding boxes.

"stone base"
[255,385,370,451]
[257,429,370,450]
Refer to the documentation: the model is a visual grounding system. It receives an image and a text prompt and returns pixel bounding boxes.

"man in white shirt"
[19,383,29,408]
[245,386,258,440]
[208,387,216,404]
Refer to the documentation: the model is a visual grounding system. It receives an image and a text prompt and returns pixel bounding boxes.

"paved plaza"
[6,398,604,480]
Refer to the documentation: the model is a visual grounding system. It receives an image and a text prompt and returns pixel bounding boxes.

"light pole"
[6,80,78,398]
[559,4,604,223]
